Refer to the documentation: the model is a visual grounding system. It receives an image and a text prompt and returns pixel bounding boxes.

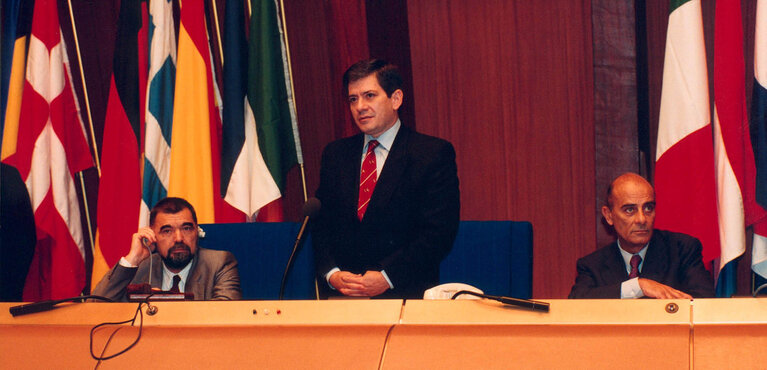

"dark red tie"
[170,275,181,293]
[629,255,642,279]
[358,140,379,220]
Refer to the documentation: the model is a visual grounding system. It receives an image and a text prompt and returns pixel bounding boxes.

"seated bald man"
[569,173,714,299]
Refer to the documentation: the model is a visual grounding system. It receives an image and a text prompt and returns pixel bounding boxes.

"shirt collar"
[162,257,193,290]
[617,239,649,274]
[364,119,401,152]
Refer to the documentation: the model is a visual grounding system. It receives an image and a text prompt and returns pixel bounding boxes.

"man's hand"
[124,227,156,267]
[638,278,693,299]
[329,270,390,297]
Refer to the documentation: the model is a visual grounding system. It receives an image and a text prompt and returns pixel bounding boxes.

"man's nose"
[635,210,647,224]
[352,100,367,112]
[173,228,184,241]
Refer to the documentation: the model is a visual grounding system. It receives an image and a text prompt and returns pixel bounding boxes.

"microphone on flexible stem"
[279,197,321,300]
[451,290,550,312]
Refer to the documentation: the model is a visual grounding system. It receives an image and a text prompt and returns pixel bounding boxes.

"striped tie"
[358,140,379,220]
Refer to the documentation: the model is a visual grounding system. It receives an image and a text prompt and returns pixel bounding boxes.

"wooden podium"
[692,298,767,368]
[3,298,767,369]
[0,300,402,369]
[385,299,691,369]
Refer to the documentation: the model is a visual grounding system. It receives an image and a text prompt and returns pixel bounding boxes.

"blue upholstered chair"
[199,221,533,300]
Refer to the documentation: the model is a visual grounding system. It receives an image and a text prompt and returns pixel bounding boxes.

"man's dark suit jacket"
[0,163,36,301]
[91,248,241,301]
[569,229,715,298]
[313,125,460,299]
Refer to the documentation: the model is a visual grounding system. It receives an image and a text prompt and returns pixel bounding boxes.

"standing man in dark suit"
[569,173,714,299]
[313,59,460,299]
[92,197,241,301]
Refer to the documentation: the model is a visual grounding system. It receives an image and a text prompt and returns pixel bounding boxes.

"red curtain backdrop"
[406,0,596,298]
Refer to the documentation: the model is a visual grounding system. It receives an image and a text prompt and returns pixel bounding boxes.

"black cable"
[90,296,154,363]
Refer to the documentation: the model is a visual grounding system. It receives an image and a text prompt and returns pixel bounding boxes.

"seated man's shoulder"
[197,247,238,263]
[578,242,617,264]
[652,229,701,248]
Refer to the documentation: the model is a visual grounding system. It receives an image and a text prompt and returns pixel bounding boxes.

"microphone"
[279,197,321,299]
[9,296,113,316]
[451,290,550,312]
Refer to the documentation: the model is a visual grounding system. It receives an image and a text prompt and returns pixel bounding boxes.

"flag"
[654,0,720,271]
[248,0,303,221]
[6,0,93,300]
[221,0,281,220]
[140,0,176,226]
[92,0,147,289]
[1,0,33,160]
[168,0,217,222]
[711,0,767,297]
[751,0,767,281]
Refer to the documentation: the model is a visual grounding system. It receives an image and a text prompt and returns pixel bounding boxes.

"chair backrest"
[199,220,533,300]
[440,221,533,299]
[198,222,316,300]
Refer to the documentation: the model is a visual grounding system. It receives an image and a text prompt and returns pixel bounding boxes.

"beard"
[162,243,193,270]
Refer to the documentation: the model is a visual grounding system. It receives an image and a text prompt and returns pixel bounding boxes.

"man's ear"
[601,206,614,226]
[391,89,403,110]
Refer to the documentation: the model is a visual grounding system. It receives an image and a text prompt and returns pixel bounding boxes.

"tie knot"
[367,140,379,153]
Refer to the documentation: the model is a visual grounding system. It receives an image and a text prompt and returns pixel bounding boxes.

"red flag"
[93,0,148,287]
[6,0,93,300]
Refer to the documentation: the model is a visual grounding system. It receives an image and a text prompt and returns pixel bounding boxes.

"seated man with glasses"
[92,197,241,301]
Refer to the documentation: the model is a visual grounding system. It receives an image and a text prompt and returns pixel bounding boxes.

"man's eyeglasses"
[157,225,196,239]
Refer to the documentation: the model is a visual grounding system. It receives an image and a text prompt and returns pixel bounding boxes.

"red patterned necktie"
[629,255,642,279]
[358,140,379,220]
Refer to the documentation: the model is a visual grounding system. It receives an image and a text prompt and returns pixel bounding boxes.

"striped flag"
[221,0,281,219]
[654,0,721,271]
[6,0,93,300]
[92,0,147,288]
[247,0,303,221]
[140,0,176,225]
[168,0,217,222]
[711,0,767,297]
[1,0,33,160]
[751,0,767,281]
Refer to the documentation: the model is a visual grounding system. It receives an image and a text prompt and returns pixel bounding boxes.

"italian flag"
[654,0,720,271]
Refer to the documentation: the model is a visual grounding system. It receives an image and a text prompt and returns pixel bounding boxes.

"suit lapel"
[186,253,204,300]
[365,127,409,218]
[640,233,667,280]
[150,254,163,289]
[342,135,365,222]
[602,242,630,283]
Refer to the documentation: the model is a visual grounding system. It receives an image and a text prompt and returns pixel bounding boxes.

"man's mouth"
[169,244,190,254]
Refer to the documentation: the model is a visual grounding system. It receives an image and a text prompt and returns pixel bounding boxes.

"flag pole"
[210,0,225,66]
[277,0,308,202]
[66,0,101,177]
[66,0,97,257]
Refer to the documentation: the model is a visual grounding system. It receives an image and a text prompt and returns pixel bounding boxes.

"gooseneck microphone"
[9,295,113,317]
[279,197,321,300]
[451,290,550,312]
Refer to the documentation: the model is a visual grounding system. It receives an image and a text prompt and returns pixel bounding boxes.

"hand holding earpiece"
[126,227,156,266]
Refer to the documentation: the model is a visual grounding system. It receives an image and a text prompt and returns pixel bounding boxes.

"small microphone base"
[126,283,193,302]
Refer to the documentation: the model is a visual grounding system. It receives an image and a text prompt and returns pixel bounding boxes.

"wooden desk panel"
[1,300,403,369]
[384,299,691,369]
[692,298,767,369]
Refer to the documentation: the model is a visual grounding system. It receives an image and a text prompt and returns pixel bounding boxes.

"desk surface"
[2,299,767,369]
